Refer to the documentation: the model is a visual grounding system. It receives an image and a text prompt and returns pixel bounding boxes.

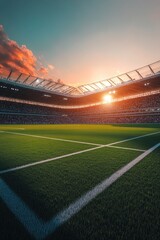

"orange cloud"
[38,67,48,75]
[0,25,57,80]
[0,25,37,75]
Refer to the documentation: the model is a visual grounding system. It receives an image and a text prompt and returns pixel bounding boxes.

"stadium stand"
[0,60,160,124]
[0,92,160,124]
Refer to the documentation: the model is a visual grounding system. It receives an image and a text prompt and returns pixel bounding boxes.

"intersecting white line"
[0,130,160,175]
[0,143,159,240]
[0,146,145,175]
[0,130,146,152]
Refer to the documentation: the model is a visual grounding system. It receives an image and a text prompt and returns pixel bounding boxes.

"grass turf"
[1,124,160,145]
[56,148,160,240]
[0,124,160,240]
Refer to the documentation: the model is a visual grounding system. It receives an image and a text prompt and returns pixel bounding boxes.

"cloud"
[0,25,57,80]
[0,25,37,75]
[38,67,48,76]
[48,64,55,70]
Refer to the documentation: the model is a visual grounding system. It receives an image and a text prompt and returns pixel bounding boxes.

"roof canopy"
[0,60,160,96]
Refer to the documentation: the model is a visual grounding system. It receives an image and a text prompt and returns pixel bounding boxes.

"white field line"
[0,131,159,175]
[0,129,144,152]
[107,145,146,152]
[0,131,148,152]
[2,130,101,146]
[0,146,102,175]
[6,128,25,130]
[0,178,44,239]
[0,130,146,152]
[2,130,160,148]
[0,143,159,240]
[45,142,160,237]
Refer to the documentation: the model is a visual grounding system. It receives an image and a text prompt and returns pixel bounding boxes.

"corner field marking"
[0,131,160,175]
[0,143,159,240]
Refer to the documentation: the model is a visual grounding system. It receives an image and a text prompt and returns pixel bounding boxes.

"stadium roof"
[77,60,160,95]
[0,60,160,97]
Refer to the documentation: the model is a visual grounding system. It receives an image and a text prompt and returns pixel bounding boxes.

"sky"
[0,0,160,86]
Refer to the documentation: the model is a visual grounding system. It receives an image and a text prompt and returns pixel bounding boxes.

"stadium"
[0,60,160,240]
[1,0,160,239]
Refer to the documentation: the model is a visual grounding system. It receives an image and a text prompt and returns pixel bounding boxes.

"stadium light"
[103,94,113,103]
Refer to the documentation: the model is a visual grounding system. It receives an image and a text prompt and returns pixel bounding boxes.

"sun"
[103,94,113,103]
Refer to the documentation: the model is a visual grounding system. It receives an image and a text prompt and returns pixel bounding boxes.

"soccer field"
[0,124,160,240]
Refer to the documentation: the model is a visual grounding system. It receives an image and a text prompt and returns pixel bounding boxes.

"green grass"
[0,124,160,240]
[0,133,90,170]
[1,124,160,144]
[3,148,139,220]
[58,148,160,240]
